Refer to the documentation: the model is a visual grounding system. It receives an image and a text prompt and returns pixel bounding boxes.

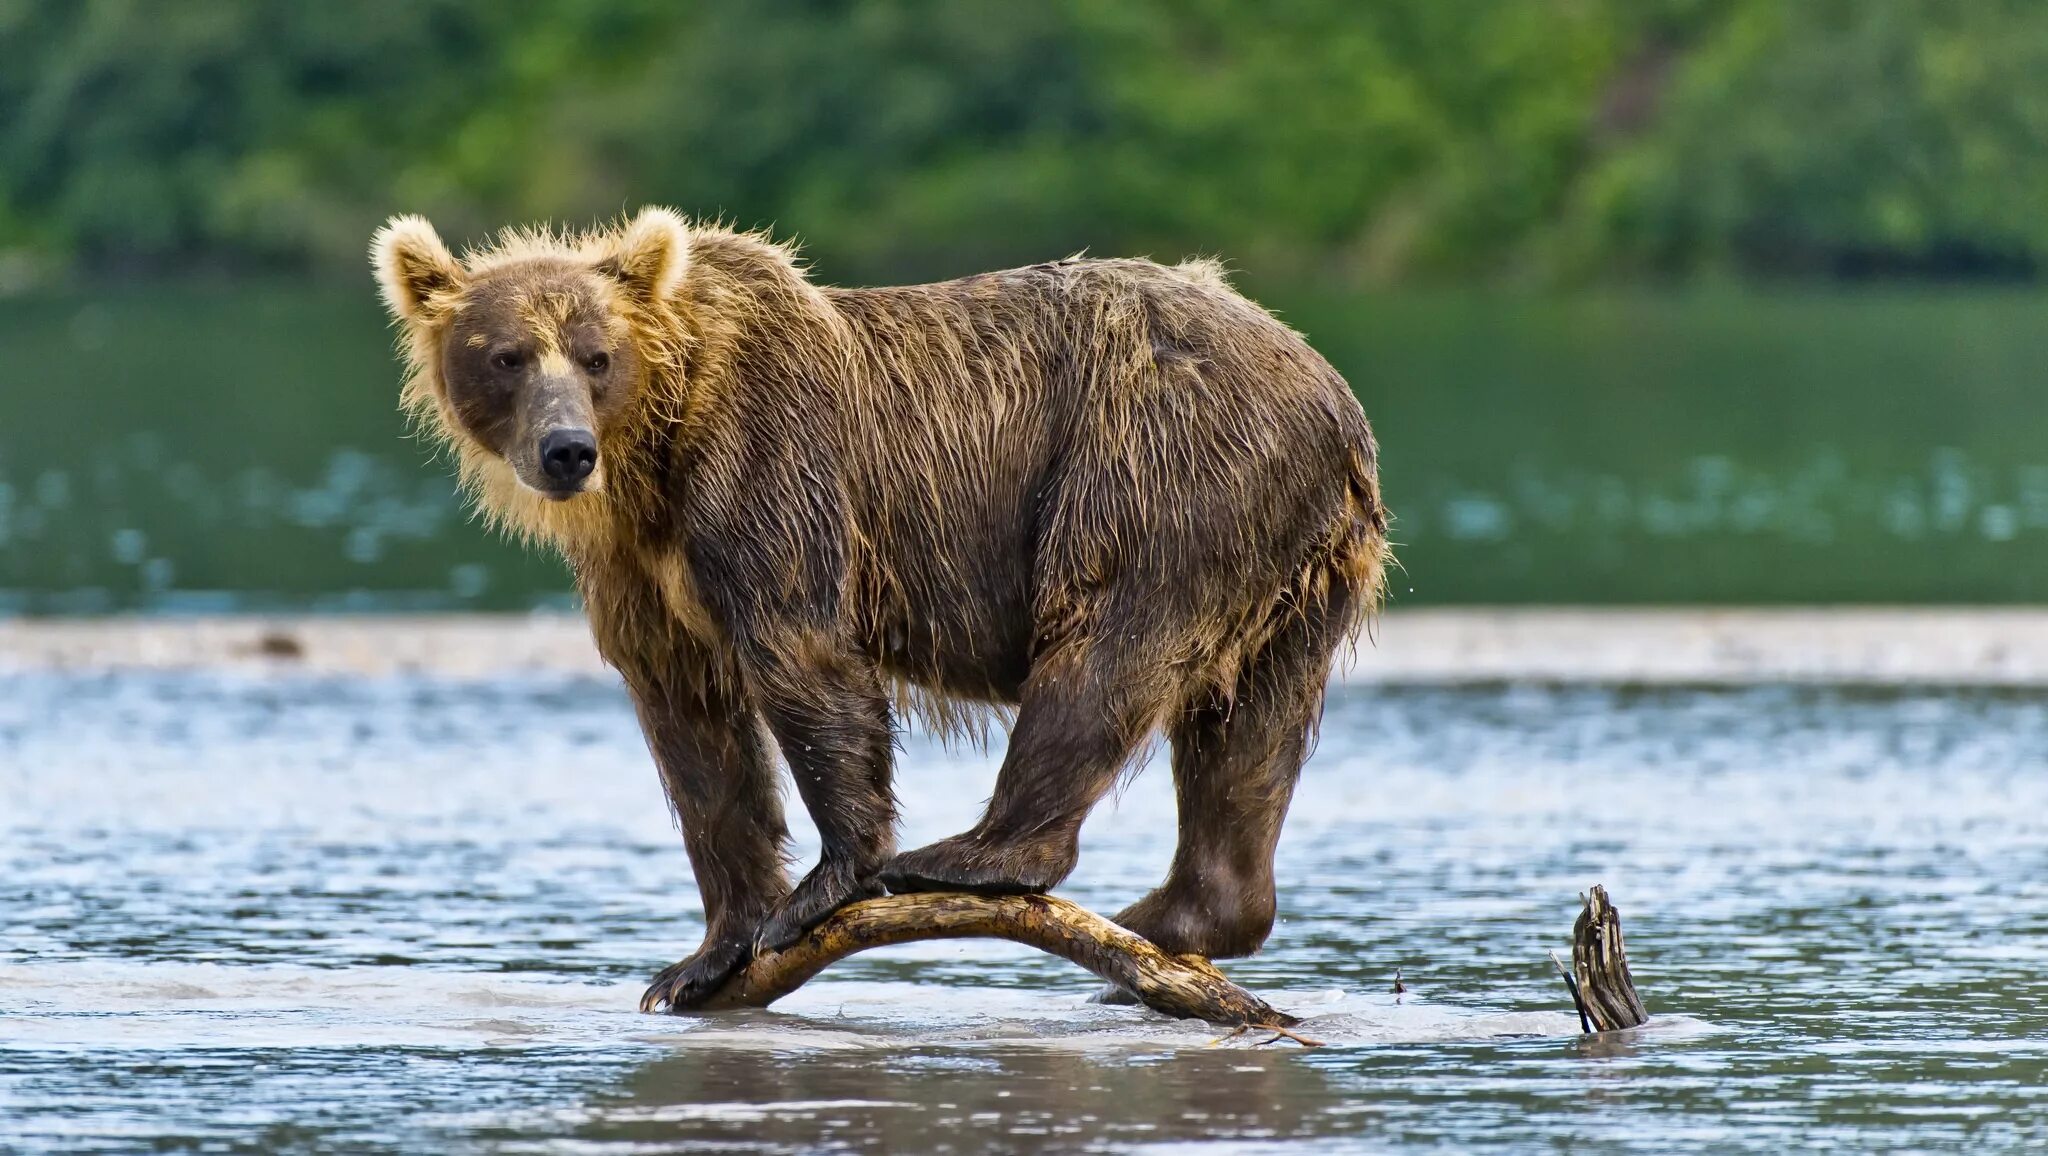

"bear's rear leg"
[1113,589,1352,962]
[880,638,1169,896]
[1108,699,1301,961]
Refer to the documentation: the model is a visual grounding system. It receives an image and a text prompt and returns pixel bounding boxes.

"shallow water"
[5,674,2048,1152]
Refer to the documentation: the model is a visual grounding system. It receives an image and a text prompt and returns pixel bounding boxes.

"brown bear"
[372,208,1388,1012]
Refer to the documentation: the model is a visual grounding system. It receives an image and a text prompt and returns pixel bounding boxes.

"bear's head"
[371,207,690,506]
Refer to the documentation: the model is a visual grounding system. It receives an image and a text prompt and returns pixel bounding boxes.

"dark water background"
[5,286,2048,611]
[6,674,2048,1152]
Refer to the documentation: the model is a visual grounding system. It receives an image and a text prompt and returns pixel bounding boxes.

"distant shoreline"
[6,609,2048,686]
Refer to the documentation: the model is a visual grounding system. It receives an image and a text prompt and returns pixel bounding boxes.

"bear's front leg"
[618,654,794,1013]
[743,632,898,955]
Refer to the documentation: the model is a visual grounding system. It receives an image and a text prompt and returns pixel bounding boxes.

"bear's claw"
[751,862,886,956]
[640,936,751,1013]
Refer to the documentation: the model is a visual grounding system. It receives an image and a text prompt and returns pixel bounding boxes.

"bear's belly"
[866,600,1033,706]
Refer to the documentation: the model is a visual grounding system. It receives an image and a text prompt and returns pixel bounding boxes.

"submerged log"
[697,892,1303,1032]
[1560,884,1649,1032]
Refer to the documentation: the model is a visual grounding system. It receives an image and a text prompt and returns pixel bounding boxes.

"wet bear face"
[371,209,689,501]
[432,265,638,499]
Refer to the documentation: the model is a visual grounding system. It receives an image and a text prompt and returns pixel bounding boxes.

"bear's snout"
[538,428,598,488]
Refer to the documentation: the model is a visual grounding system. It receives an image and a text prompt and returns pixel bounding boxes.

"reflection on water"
[2,443,479,614]
[5,675,2048,1151]
[8,286,2048,608]
[1421,448,2048,548]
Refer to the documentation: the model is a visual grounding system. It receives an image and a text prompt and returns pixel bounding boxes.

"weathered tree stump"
[694,892,1304,1033]
[1554,884,1649,1032]
[673,885,1647,1046]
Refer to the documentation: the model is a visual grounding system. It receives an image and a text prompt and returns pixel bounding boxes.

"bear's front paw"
[752,861,886,956]
[639,935,751,1014]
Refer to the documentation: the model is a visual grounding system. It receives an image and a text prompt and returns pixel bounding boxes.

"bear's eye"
[490,350,525,373]
[582,351,611,374]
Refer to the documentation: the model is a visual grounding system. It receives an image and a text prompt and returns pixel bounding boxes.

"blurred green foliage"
[4,0,2045,285]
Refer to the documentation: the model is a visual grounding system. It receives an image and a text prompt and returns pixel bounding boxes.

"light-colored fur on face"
[370,207,695,550]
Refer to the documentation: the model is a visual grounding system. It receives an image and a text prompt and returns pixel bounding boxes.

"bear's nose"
[539,428,598,483]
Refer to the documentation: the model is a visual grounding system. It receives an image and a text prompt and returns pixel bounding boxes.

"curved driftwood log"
[697,892,1302,1031]
[1565,884,1649,1032]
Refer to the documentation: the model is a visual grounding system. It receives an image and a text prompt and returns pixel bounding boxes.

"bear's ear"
[597,206,690,307]
[371,215,464,324]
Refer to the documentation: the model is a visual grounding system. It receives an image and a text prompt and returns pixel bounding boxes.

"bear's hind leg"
[1113,589,1353,960]
[880,635,1172,896]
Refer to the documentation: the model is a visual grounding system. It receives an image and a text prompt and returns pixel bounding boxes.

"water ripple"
[5,675,2048,1151]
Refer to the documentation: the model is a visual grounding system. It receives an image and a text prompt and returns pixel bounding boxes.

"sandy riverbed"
[5,608,2048,685]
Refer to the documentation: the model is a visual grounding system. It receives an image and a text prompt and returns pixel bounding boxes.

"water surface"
[8,287,2048,609]
[5,674,2048,1151]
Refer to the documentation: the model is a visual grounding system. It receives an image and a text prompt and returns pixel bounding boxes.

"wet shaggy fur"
[372,208,1389,1012]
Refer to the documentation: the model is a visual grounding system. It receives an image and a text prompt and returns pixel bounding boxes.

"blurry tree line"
[5,0,2048,286]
